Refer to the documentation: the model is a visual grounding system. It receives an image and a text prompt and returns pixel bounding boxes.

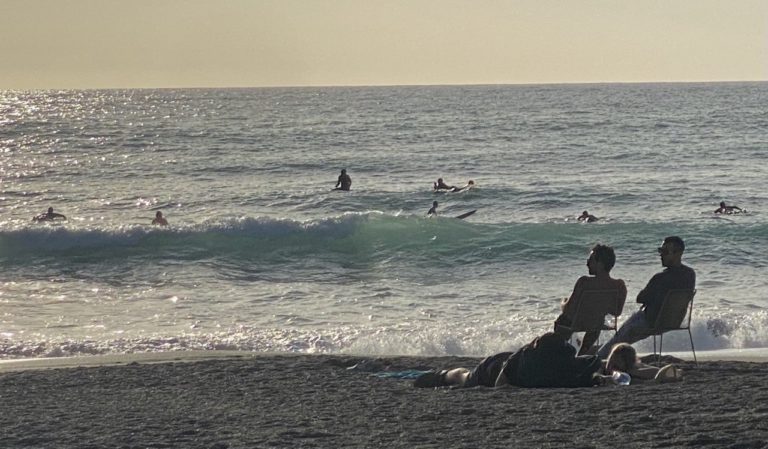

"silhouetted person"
[554,244,627,355]
[334,169,352,191]
[428,201,438,216]
[152,211,169,226]
[714,201,742,214]
[433,178,454,191]
[450,180,475,192]
[33,207,66,222]
[578,210,599,222]
[596,236,696,358]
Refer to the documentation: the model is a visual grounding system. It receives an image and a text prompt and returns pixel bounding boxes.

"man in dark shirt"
[597,236,696,358]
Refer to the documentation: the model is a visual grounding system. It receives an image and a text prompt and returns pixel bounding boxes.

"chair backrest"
[652,289,696,332]
[568,289,621,332]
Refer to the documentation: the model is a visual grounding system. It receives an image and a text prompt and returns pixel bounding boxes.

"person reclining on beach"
[32,207,67,222]
[714,201,743,214]
[554,244,627,356]
[413,332,602,389]
[597,343,683,384]
[596,236,696,359]
[433,178,455,191]
[333,168,352,191]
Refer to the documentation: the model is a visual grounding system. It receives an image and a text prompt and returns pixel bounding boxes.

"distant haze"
[1,0,766,89]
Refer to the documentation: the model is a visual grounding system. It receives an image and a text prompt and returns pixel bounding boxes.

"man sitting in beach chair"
[554,244,627,355]
[596,236,696,359]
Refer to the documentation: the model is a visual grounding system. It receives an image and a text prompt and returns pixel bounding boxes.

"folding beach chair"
[556,289,623,355]
[649,289,697,365]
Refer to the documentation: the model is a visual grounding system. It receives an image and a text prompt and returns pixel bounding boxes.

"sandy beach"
[1,351,768,448]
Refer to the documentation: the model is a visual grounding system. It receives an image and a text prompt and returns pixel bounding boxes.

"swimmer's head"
[48,207,54,214]
[156,211,163,218]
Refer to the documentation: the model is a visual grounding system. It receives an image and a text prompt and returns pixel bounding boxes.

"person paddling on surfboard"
[427,201,438,216]
[32,207,67,222]
[433,178,455,191]
[333,168,352,191]
[714,201,743,214]
[450,180,475,192]
[577,210,599,223]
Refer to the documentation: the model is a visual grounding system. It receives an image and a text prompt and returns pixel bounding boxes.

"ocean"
[1,83,767,359]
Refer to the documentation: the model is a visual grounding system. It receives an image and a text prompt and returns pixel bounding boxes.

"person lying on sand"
[596,343,683,384]
[414,332,602,389]
[32,207,67,222]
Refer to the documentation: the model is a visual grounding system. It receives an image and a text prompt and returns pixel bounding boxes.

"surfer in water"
[450,180,475,192]
[151,211,169,226]
[427,201,438,216]
[32,207,67,222]
[433,178,455,191]
[714,201,743,214]
[578,210,599,223]
[333,168,352,191]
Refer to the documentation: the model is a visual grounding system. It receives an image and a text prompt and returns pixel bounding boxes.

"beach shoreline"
[2,350,768,448]
[3,347,768,373]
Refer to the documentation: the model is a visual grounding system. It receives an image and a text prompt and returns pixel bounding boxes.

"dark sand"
[1,352,768,448]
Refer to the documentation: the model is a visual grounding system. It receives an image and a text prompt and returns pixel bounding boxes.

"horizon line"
[2,79,767,92]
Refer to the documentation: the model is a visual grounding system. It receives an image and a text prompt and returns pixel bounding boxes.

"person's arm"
[561,277,586,313]
[630,363,661,381]
[636,273,663,305]
[615,280,628,315]
[53,213,66,220]
[335,176,341,188]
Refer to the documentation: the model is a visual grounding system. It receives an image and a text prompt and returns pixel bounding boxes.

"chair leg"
[658,334,664,364]
[688,328,698,365]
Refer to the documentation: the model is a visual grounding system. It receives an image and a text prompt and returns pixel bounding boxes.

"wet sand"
[1,351,768,448]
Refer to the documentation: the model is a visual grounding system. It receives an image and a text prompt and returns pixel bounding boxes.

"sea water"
[1,83,767,359]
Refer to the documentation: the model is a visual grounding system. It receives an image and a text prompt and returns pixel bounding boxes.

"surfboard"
[455,210,476,219]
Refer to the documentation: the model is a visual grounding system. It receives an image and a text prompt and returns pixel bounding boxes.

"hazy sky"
[1,0,766,89]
